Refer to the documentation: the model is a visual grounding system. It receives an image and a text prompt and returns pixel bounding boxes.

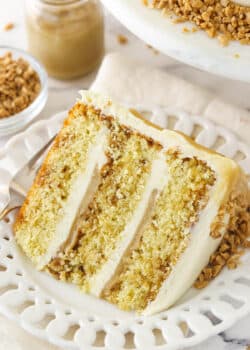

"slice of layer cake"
[14,91,249,315]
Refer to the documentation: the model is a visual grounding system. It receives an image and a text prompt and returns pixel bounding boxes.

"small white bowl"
[0,46,48,136]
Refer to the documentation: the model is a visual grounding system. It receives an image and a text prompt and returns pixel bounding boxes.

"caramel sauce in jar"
[25,0,104,79]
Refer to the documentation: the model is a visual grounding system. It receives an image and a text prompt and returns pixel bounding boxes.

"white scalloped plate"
[100,0,250,83]
[0,108,249,350]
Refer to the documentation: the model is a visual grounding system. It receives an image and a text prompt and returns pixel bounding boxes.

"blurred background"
[1,0,250,126]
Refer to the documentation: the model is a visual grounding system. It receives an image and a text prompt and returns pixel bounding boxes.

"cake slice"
[14,91,249,315]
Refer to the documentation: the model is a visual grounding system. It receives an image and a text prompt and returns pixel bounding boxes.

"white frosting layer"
[89,152,169,296]
[37,127,109,269]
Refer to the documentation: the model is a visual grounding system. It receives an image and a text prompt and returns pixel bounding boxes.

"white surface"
[0,107,250,350]
[100,0,250,83]
[0,0,250,349]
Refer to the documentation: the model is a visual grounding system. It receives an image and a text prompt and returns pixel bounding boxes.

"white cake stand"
[101,0,250,83]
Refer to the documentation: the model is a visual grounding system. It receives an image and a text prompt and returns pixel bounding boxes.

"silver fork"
[0,135,56,221]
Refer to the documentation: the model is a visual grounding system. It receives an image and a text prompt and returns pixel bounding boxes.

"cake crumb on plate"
[3,22,14,31]
[117,34,128,45]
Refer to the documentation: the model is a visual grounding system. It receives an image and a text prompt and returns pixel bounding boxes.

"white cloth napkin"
[1,52,250,350]
[92,53,250,146]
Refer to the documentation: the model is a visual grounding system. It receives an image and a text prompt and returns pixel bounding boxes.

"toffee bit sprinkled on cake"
[218,34,230,47]
[0,52,41,118]
[3,22,14,31]
[151,0,250,45]
[173,17,187,23]
[195,196,250,289]
[117,34,128,45]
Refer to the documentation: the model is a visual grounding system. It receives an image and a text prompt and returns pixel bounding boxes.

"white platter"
[0,108,250,350]
[101,0,250,82]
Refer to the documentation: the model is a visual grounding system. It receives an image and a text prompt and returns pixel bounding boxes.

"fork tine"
[28,135,56,170]
[0,135,57,222]
[11,181,27,197]
[0,205,21,221]
[9,135,56,199]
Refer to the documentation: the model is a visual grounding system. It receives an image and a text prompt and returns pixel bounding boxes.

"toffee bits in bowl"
[0,47,48,136]
[0,52,41,118]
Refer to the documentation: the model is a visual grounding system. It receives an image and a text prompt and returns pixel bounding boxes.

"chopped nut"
[0,52,41,118]
[218,34,230,46]
[221,0,229,7]
[210,229,222,239]
[195,190,250,289]
[204,267,213,279]
[117,34,128,45]
[3,22,14,31]
[151,0,250,45]
[173,17,187,24]
[219,243,230,252]
[243,240,250,248]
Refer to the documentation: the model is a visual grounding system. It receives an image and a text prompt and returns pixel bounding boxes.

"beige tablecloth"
[0,53,249,350]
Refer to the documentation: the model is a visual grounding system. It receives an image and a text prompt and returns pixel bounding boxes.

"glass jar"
[25,0,104,80]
